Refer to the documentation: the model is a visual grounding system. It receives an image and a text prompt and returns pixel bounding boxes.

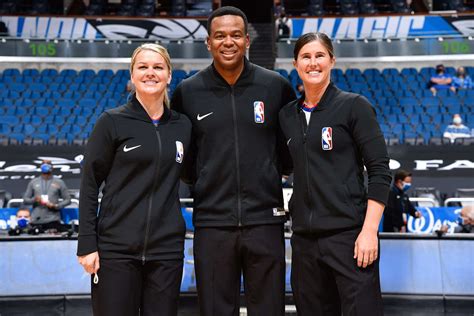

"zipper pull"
[93,273,99,284]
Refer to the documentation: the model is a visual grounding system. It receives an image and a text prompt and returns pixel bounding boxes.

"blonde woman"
[77,43,191,315]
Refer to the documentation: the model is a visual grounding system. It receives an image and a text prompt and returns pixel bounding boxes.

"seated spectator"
[441,205,474,234]
[15,208,31,228]
[443,113,471,143]
[8,207,32,236]
[450,66,472,92]
[455,205,474,233]
[429,64,452,96]
[23,159,71,230]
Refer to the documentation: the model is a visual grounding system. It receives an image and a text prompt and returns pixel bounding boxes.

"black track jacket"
[279,83,392,234]
[77,96,191,261]
[171,59,296,227]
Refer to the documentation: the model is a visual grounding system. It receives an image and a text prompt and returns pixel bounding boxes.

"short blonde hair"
[130,43,172,107]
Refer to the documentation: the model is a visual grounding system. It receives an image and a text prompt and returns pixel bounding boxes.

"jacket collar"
[296,82,339,111]
[126,93,172,124]
[210,57,253,86]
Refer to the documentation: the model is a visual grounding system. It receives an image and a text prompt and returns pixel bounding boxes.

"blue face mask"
[402,182,411,192]
[40,163,52,174]
[457,216,465,226]
[17,218,29,228]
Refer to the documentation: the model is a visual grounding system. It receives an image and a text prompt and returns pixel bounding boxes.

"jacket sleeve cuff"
[76,234,98,256]
[368,184,390,207]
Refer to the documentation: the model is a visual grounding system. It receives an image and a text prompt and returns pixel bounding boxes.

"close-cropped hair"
[394,169,412,182]
[293,32,334,60]
[207,6,248,35]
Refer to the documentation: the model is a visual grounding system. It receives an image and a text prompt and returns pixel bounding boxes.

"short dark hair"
[394,169,412,182]
[293,32,334,60]
[207,6,248,35]
[436,64,445,74]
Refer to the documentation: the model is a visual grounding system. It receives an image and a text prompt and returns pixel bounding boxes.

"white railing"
[409,197,438,207]
[7,198,79,208]
[444,197,474,207]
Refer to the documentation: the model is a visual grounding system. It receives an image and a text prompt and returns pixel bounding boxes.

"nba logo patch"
[253,101,265,123]
[321,127,333,150]
[175,141,184,163]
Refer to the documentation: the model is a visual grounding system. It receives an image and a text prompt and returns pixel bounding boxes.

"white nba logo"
[176,141,184,163]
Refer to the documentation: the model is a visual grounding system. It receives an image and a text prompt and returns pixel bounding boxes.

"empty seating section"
[1,66,473,145]
[0,68,126,145]
[283,66,474,145]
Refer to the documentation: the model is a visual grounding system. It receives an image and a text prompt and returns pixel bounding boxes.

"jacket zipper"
[230,86,242,226]
[142,126,162,264]
[299,110,314,233]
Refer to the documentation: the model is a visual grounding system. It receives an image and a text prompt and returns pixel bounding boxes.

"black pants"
[91,258,183,316]
[193,224,286,316]
[291,229,383,316]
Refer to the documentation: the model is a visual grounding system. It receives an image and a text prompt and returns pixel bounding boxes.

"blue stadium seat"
[23,124,36,136]
[43,116,54,124]
[401,67,417,77]
[425,106,440,115]
[79,99,97,108]
[34,133,50,144]
[0,115,19,126]
[382,68,399,77]
[59,106,74,116]
[75,116,88,127]
[57,98,75,108]
[40,69,58,77]
[398,114,409,124]
[116,69,130,78]
[432,114,443,124]
[3,68,21,76]
[72,76,85,85]
[59,69,78,77]
[34,106,49,117]
[0,123,10,135]
[30,116,43,126]
[363,68,380,78]
[9,133,25,144]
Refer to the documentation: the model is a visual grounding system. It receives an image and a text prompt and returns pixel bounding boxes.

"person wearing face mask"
[8,207,33,236]
[440,205,474,234]
[450,66,472,92]
[443,113,471,143]
[23,159,71,229]
[428,64,452,96]
[383,169,422,233]
[454,206,474,233]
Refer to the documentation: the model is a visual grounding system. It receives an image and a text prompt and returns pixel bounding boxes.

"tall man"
[171,6,295,316]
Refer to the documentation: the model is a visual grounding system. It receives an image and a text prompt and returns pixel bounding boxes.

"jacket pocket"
[97,195,114,235]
